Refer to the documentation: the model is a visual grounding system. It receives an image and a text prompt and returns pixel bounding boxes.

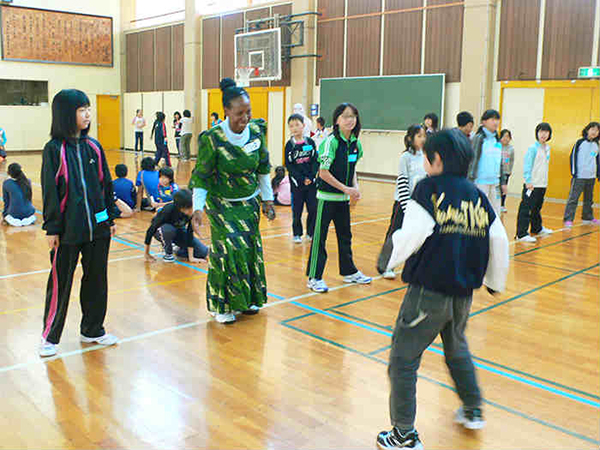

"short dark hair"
[141,157,156,171]
[50,89,91,140]
[332,103,361,140]
[156,111,166,122]
[115,164,128,178]
[424,129,474,177]
[457,111,474,127]
[481,109,500,121]
[220,78,249,109]
[423,113,439,130]
[158,166,174,183]
[173,189,193,210]
[582,121,600,142]
[183,110,191,118]
[288,113,304,124]
[499,129,512,140]
[211,112,219,119]
[535,122,552,142]
[316,117,325,127]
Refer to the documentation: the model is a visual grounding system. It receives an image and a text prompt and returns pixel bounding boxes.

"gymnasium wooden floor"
[0,150,598,449]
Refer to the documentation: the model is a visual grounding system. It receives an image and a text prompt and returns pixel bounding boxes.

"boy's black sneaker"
[163,253,175,263]
[376,428,423,450]
[455,406,485,430]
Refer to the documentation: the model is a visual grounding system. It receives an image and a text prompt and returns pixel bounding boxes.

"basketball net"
[235,67,258,88]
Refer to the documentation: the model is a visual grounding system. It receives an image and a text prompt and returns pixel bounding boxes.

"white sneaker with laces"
[80,333,119,346]
[343,271,372,284]
[214,312,236,324]
[307,278,329,293]
[517,235,536,243]
[293,236,302,244]
[537,227,553,236]
[39,339,57,357]
[382,270,396,279]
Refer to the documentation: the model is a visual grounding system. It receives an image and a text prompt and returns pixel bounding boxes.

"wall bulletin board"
[0,5,113,67]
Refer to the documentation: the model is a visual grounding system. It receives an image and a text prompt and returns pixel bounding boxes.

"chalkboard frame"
[319,73,445,132]
[0,5,114,67]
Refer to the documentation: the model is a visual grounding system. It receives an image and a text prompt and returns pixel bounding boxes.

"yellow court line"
[0,274,205,316]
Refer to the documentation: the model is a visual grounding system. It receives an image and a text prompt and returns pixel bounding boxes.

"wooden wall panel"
[272,3,293,87]
[347,0,381,15]
[318,0,345,18]
[424,0,463,82]
[202,17,221,89]
[139,30,155,92]
[172,24,185,90]
[155,26,172,91]
[383,0,422,75]
[542,0,596,80]
[317,21,345,82]
[222,13,244,81]
[347,17,381,77]
[498,0,540,80]
[126,33,140,93]
[245,8,271,87]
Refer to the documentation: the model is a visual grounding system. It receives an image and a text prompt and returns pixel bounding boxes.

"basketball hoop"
[235,66,259,88]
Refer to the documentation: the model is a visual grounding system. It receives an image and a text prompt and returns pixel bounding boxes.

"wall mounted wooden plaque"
[0,5,113,67]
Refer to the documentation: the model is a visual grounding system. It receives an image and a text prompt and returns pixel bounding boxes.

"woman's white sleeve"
[258,174,274,201]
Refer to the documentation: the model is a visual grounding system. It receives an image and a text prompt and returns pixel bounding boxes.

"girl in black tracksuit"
[305,103,372,293]
[152,112,171,167]
[285,114,319,240]
[40,89,118,356]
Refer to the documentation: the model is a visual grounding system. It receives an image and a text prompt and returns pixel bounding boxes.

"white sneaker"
[307,278,329,293]
[455,407,486,430]
[382,270,396,279]
[537,227,553,236]
[501,206,508,213]
[80,333,119,346]
[343,271,372,284]
[39,339,57,357]
[516,235,537,243]
[214,312,236,324]
[305,235,313,242]
[293,236,302,244]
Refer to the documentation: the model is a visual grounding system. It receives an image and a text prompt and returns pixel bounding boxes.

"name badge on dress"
[348,154,358,162]
[95,209,109,223]
[243,139,261,154]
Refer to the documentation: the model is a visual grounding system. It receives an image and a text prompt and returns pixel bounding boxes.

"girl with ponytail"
[2,162,36,226]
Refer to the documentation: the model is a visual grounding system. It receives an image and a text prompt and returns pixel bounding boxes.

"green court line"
[282,322,600,445]
[512,230,598,257]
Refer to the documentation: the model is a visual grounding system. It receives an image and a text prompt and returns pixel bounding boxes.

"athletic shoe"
[80,333,119,346]
[163,253,175,263]
[582,219,600,225]
[376,428,423,450]
[307,278,329,293]
[382,270,397,279]
[243,305,261,315]
[214,312,236,324]
[305,235,313,242]
[344,271,372,284]
[293,236,302,244]
[39,339,57,357]
[564,221,573,228]
[455,407,485,430]
[516,235,536,243]
[537,227,553,236]
[501,206,508,213]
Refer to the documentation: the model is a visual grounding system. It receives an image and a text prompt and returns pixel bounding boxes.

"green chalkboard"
[319,74,445,131]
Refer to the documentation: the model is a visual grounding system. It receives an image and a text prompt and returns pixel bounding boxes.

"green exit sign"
[579,67,600,78]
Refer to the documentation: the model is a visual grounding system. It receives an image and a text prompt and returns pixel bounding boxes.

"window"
[133,0,185,28]
[197,0,275,16]
[0,79,48,106]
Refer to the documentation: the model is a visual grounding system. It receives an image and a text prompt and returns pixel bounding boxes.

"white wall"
[124,93,142,149]
[268,90,285,168]
[501,88,545,194]
[0,0,122,151]
[164,91,186,154]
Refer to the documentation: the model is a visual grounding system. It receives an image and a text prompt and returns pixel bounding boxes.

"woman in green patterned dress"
[189,78,276,324]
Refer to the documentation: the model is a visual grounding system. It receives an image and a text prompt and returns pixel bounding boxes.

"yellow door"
[543,88,598,200]
[97,95,121,151]
[207,87,269,129]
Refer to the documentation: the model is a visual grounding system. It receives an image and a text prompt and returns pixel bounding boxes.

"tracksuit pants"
[292,184,317,238]
[42,238,111,345]
[306,199,357,280]
[154,144,172,167]
[516,185,546,238]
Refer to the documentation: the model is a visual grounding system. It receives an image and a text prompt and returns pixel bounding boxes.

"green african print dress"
[189,119,271,314]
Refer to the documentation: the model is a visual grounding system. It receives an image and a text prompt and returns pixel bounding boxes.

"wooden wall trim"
[317,1,465,23]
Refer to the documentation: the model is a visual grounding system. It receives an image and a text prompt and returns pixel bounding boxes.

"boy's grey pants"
[389,285,482,430]
[563,178,596,222]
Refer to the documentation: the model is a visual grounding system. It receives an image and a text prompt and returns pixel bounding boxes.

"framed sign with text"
[0,5,113,67]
